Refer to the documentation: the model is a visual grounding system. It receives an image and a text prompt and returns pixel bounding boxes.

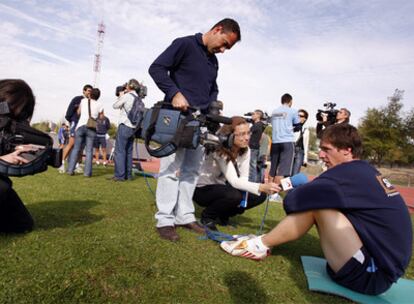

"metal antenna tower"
[93,21,105,87]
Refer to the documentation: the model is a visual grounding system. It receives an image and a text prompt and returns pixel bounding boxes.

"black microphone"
[205,114,232,125]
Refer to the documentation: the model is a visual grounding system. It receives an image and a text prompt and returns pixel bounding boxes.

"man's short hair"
[90,88,101,100]
[281,93,292,105]
[298,109,309,120]
[321,123,363,158]
[83,84,93,92]
[127,79,140,90]
[211,18,241,42]
[254,109,264,119]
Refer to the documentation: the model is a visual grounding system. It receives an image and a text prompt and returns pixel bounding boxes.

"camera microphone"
[280,173,308,191]
[205,114,232,125]
[244,112,253,116]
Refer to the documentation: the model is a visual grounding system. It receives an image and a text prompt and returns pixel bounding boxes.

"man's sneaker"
[103,161,107,167]
[220,237,270,261]
[58,165,65,174]
[75,166,83,174]
[96,161,100,165]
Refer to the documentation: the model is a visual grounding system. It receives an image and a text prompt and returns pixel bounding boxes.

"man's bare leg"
[261,209,362,272]
[94,148,100,164]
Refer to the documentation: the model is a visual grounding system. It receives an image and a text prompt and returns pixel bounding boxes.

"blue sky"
[0,0,413,126]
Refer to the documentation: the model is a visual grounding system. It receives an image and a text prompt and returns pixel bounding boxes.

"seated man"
[221,123,412,295]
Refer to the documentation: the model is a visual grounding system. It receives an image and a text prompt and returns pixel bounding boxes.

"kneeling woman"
[193,117,279,230]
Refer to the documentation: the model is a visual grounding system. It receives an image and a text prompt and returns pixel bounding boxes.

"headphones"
[220,133,234,150]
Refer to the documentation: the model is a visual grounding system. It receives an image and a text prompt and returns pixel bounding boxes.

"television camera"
[137,101,233,158]
[316,102,338,126]
[115,82,148,99]
[0,116,62,176]
[244,111,269,125]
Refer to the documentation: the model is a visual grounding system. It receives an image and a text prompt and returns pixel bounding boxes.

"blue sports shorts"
[327,246,393,295]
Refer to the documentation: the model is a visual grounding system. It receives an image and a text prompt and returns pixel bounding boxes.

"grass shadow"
[224,271,269,304]
[28,200,104,230]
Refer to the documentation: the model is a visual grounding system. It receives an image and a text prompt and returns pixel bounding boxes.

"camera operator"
[148,18,241,241]
[292,109,310,175]
[110,79,141,181]
[0,79,38,233]
[247,110,266,182]
[193,117,280,231]
[316,107,351,138]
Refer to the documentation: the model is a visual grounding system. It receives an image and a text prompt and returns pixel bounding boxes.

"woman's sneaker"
[220,236,270,261]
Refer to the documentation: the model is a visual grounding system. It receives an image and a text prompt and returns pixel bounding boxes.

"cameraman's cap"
[128,79,140,90]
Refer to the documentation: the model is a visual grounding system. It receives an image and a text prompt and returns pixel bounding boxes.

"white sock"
[247,235,269,252]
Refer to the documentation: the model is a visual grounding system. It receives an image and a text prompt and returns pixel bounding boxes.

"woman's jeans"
[67,125,96,176]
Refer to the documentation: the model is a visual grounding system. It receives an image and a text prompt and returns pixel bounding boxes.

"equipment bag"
[141,101,200,158]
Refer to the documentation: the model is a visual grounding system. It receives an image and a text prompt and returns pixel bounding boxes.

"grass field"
[1,166,413,303]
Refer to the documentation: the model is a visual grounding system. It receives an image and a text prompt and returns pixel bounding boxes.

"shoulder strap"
[88,99,92,118]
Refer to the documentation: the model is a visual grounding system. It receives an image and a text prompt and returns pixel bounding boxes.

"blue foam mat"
[301,256,414,304]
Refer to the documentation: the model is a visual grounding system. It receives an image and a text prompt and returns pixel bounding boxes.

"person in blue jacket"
[221,123,412,295]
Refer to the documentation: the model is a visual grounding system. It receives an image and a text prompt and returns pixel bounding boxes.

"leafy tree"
[358,89,413,166]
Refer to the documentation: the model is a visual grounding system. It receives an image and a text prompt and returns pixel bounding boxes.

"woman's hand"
[0,145,41,165]
[259,182,281,194]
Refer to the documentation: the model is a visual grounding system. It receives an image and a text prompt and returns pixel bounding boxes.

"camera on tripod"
[115,81,148,99]
[316,102,338,125]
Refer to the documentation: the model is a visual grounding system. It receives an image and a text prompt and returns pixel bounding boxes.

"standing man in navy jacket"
[149,18,241,241]
[58,84,92,173]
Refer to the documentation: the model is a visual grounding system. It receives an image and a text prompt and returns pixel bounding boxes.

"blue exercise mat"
[301,256,414,304]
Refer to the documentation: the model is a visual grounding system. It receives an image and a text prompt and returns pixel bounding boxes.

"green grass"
[1,166,413,303]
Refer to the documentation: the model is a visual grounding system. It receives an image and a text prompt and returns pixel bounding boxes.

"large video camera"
[115,82,148,99]
[137,101,232,158]
[0,117,62,176]
[244,111,269,125]
[316,102,338,125]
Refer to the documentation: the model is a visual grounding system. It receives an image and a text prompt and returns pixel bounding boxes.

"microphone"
[280,173,308,191]
[205,114,233,125]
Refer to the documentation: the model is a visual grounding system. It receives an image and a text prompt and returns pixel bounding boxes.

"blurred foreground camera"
[0,117,62,176]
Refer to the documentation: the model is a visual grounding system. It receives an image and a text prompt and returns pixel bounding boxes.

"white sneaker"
[75,166,83,174]
[269,193,283,203]
[103,161,107,167]
[220,237,269,261]
[96,161,100,165]
[58,165,65,174]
